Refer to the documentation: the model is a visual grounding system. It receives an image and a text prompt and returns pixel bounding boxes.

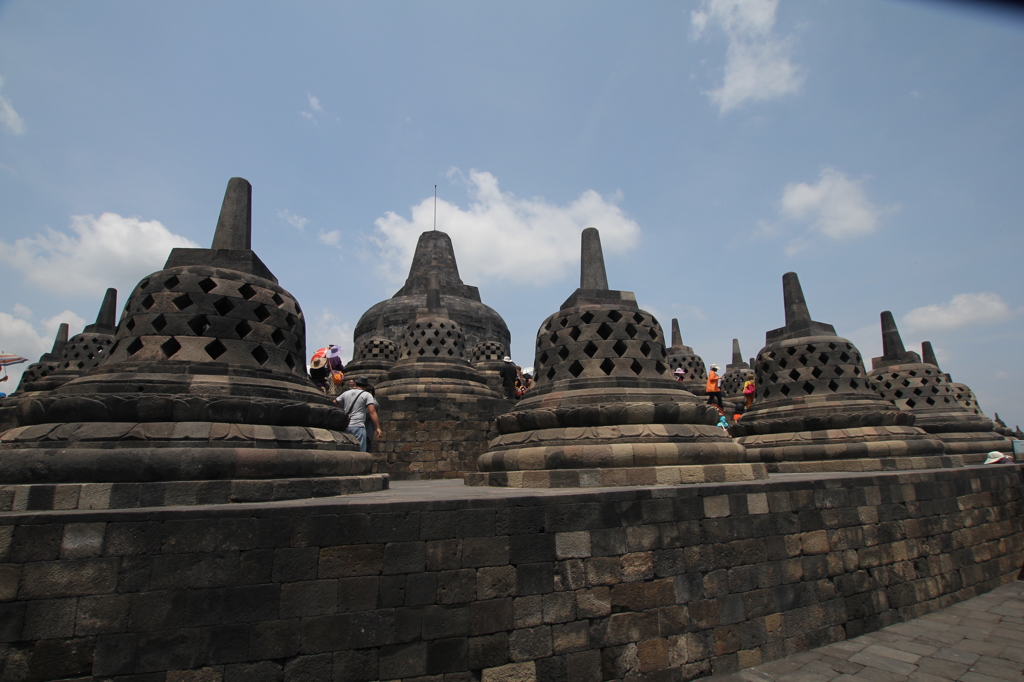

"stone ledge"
[464,463,768,488]
[0,474,389,511]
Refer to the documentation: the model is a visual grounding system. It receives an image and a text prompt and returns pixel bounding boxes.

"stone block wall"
[373,396,514,479]
[0,466,1022,681]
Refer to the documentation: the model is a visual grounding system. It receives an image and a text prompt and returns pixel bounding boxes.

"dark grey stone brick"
[471,597,513,635]
[383,541,426,575]
[272,546,317,583]
[280,580,338,618]
[462,536,510,568]
[427,637,468,674]
[285,653,333,682]
[250,618,301,659]
[517,562,554,595]
[333,648,379,682]
[93,633,137,676]
[379,641,427,679]
[407,571,438,606]
[468,632,509,669]
[422,604,471,638]
[76,593,130,635]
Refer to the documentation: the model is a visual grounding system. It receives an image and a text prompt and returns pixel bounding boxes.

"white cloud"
[0,212,198,299]
[278,209,308,230]
[308,94,323,112]
[902,293,1017,333]
[13,304,32,319]
[691,0,803,113]
[0,308,86,390]
[318,230,341,247]
[371,168,641,287]
[0,76,26,135]
[307,309,352,362]
[779,167,894,244]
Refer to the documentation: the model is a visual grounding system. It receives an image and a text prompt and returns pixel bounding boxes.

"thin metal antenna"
[433,185,437,231]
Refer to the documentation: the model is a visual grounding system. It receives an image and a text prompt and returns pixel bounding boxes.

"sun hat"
[503,356,512,362]
[673,368,686,375]
[310,356,327,369]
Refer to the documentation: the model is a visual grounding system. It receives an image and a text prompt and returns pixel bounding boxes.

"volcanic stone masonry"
[729,272,954,473]
[468,228,764,488]
[0,177,384,511]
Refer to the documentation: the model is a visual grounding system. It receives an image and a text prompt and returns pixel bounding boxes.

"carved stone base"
[464,462,768,488]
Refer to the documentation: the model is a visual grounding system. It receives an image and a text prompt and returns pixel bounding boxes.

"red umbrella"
[0,353,28,367]
[310,347,328,362]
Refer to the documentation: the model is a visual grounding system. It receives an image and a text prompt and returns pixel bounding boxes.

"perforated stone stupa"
[921,341,988,419]
[343,315,399,385]
[13,323,69,392]
[351,230,510,360]
[664,318,707,395]
[467,228,762,488]
[0,177,383,510]
[722,338,753,398]
[866,313,1009,456]
[729,272,948,472]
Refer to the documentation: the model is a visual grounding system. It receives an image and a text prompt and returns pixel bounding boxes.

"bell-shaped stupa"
[352,230,510,359]
[868,312,1009,456]
[729,273,947,472]
[0,178,383,511]
[664,318,707,395]
[722,338,753,397]
[374,273,500,400]
[14,323,69,393]
[469,320,511,394]
[467,228,762,488]
[343,315,399,386]
[19,290,118,393]
[922,341,988,418]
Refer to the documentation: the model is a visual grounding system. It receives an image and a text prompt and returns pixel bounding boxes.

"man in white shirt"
[335,375,382,452]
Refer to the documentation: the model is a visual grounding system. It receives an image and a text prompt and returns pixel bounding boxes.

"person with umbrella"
[0,352,29,387]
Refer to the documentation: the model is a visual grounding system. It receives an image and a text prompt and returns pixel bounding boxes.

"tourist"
[335,375,382,452]
[743,373,756,409]
[309,356,329,394]
[706,363,724,412]
[500,356,518,399]
[673,367,686,382]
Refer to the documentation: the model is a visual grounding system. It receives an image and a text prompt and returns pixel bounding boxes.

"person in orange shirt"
[706,363,724,412]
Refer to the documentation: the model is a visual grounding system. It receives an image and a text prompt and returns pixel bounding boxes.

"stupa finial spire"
[84,288,118,333]
[880,311,906,356]
[782,272,811,326]
[731,339,743,365]
[671,319,683,349]
[922,341,939,367]
[580,227,609,290]
[50,323,69,355]
[211,177,252,251]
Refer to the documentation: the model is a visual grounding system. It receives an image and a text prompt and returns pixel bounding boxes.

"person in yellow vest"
[706,363,724,412]
[743,373,756,409]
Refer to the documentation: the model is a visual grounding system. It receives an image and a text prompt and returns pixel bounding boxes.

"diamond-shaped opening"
[810,367,822,379]
[549,331,559,344]
[921,378,929,385]
[198,277,217,294]
[547,366,557,380]
[852,366,861,375]
[655,361,667,375]
[239,283,257,300]
[769,373,779,383]
[284,353,295,369]
[271,293,284,306]
[569,327,581,341]
[138,278,151,290]
[160,337,181,358]
[580,312,595,324]
[779,385,791,396]
[559,317,568,328]
[140,294,156,311]
[806,345,816,353]
[906,398,917,408]
[538,351,549,365]
[596,323,613,340]
[600,358,615,375]
[930,386,940,394]
[235,320,253,339]
[271,329,286,346]
[839,352,851,363]
[912,387,923,396]
[205,338,227,360]
[558,346,570,361]
[788,368,800,381]
[568,360,584,378]
[818,353,830,364]
[629,359,643,375]
[126,318,136,332]
[254,305,271,322]
[612,340,628,357]
[150,314,167,333]
[624,324,637,339]
[633,312,645,324]
[583,341,599,358]
[608,310,622,323]
[172,293,193,311]
[214,297,234,316]
[163,275,180,290]
[802,381,815,394]
[850,379,860,390]
[786,347,797,356]
[834,367,845,377]
[777,358,788,369]
[908,370,918,377]
[901,379,911,387]
[926,397,935,405]
[894,390,904,398]
[544,320,553,331]
[827,379,839,392]
[127,338,144,356]
[828,342,837,350]
[798,355,807,365]
[763,388,771,398]
[251,346,270,365]
[640,341,652,357]
[185,315,208,336]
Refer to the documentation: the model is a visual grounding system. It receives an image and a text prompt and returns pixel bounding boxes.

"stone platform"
[1,466,1022,681]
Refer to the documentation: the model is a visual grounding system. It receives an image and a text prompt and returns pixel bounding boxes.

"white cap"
[503,356,512,362]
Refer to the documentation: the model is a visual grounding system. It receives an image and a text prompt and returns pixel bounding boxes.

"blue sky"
[1,1,1023,425]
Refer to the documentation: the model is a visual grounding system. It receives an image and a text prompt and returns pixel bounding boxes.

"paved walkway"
[709,581,1024,681]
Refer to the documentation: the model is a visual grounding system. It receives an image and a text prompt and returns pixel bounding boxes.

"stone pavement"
[708,580,1024,681]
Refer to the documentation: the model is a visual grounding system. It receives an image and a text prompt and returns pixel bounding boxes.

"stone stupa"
[664,318,707,395]
[721,338,753,398]
[342,315,399,386]
[467,228,763,488]
[729,273,948,472]
[13,323,69,392]
[0,177,383,511]
[867,312,1009,456]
